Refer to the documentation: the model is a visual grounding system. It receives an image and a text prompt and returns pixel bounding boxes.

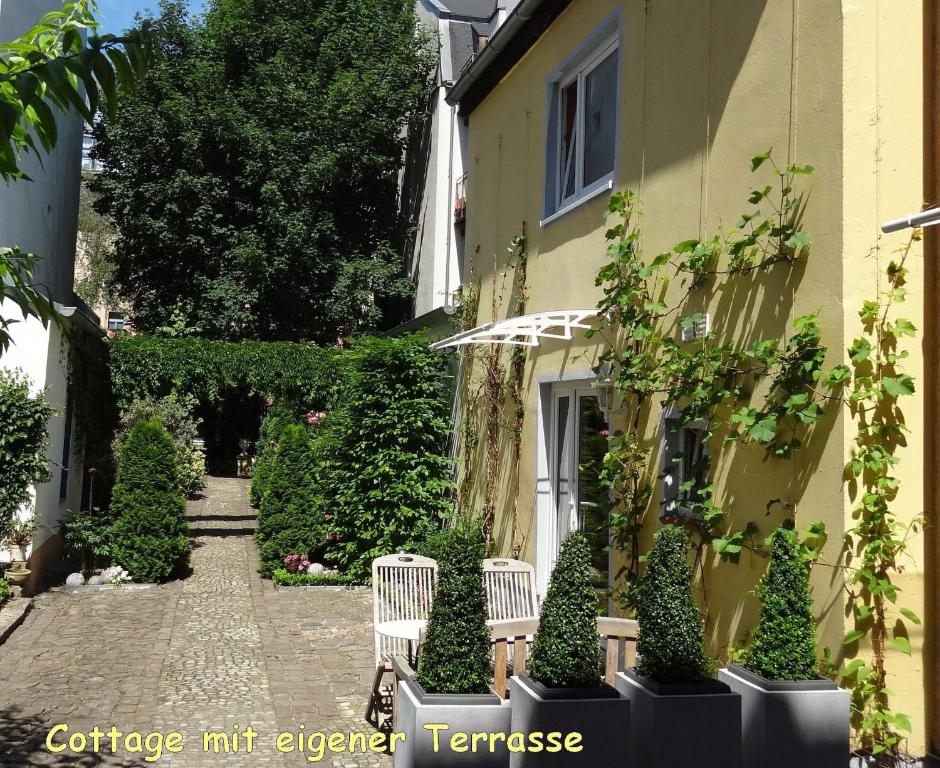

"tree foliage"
[745,527,819,681]
[92,0,431,342]
[417,525,492,695]
[527,532,602,689]
[0,369,52,539]
[109,419,190,582]
[635,526,711,684]
[0,0,149,354]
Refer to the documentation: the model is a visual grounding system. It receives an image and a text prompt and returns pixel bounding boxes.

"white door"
[549,383,612,612]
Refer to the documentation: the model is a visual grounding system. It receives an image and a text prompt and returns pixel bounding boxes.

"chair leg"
[366,664,386,727]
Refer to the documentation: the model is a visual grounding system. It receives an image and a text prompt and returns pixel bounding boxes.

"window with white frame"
[547,32,619,217]
[660,409,710,521]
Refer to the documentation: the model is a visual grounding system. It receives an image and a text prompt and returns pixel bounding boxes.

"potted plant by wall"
[396,524,510,768]
[616,525,741,768]
[719,526,849,768]
[5,514,40,564]
[509,532,630,767]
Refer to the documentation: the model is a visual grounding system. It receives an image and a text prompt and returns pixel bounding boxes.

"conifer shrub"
[635,525,711,684]
[744,526,819,680]
[109,420,190,582]
[256,424,327,576]
[416,526,492,694]
[527,532,602,689]
[250,404,299,508]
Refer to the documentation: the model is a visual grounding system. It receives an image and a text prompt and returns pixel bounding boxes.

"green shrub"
[59,509,113,578]
[527,532,602,689]
[0,369,52,540]
[256,424,327,576]
[115,393,205,496]
[414,523,474,562]
[324,335,453,581]
[744,527,819,680]
[417,526,492,694]
[635,525,710,684]
[0,577,9,606]
[250,404,299,507]
[272,568,361,587]
[109,420,191,582]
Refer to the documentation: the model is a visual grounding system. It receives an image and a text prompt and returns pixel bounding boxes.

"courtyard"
[0,477,389,768]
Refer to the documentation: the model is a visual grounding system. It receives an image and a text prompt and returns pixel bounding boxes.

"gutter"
[446,0,572,114]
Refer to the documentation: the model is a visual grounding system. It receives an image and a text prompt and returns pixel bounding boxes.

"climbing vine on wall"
[592,152,841,611]
[457,227,530,553]
[838,234,921,761]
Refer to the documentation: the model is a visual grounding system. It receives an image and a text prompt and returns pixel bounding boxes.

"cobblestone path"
[0,477,389,768]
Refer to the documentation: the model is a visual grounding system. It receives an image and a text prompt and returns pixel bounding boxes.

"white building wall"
[0,0,85,562]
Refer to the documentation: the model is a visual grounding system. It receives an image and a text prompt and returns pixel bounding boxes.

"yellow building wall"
[459,0,926,753]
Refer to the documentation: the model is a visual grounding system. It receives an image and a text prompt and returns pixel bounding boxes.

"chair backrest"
[483,558,539,622]
[372,553,437,665]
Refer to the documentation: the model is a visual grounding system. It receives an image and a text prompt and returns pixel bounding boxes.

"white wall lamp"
[596,362,616,414]
[881,206,940,233]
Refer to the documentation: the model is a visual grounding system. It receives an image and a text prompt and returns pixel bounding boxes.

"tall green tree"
[92,0,431,342]
[0,0,149,354]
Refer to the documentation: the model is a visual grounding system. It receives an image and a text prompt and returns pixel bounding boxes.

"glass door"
[550,385,612,613]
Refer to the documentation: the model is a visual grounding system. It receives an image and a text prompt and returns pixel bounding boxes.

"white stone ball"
[66,573,86,586]
[307,563,326,574]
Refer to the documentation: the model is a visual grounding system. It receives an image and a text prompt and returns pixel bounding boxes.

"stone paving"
[0,477,390,768]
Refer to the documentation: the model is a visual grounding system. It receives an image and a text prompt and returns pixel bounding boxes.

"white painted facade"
[0,0,87,564]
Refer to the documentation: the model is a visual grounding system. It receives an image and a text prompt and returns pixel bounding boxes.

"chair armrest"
[391,654,415,681]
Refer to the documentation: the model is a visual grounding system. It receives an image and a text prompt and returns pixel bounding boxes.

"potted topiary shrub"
[109,420,191,583]
[508,532,630,767]
[615,525,741,768]
[396,524,509,768]
[719,526,849,768]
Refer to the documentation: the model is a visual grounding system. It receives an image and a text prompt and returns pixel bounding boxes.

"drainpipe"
[444,87,457,310]
[924,0,940,755]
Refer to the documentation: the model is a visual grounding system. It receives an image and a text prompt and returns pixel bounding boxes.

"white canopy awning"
[430,309,601,351]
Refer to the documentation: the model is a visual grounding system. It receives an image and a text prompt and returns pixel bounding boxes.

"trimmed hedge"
[108,335,340,409]
[272,569,361,587]
[255,424,328,576]
[417,526,492,694]
[0,577,9,606]
[110,420,191,582]
[745,527,819,680]
[324,335,453,581]
[527,532,602,689]
[250,403,300,508]
[635,525,710,684]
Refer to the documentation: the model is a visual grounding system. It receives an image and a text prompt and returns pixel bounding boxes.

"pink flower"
[599,429,610,438]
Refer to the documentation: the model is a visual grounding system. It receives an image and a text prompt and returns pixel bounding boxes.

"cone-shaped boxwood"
[110,420,190,582]
[636,525,710,684]
[527,532,602,688]
[256,424,327,575]
[416,525,492,694]
[745,527,819,680]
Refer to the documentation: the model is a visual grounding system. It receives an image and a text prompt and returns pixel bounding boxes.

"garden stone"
[87,574,107,586]
[308,563,326,574]
[65,573,85,586]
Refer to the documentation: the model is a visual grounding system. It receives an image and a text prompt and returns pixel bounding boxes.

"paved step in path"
[0,477,389,768]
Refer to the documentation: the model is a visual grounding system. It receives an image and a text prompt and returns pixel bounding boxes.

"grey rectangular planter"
[508,673,630,767]
[395,675,511,768]
[616,668,741,768]
[719,664,850,768]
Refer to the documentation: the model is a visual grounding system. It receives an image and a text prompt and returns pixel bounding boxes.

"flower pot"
[719,664,849,768]
[6,568,30,586]
[395,675,511,768]
[508,673,630,768]
[616,668,741,768]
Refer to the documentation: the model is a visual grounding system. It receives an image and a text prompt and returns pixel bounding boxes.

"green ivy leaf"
[900,607,921,625]
[748,416,778,444]
[843,629,864,645]
[849,338,873,363]
[751,150,772,172]
[891,636,912,656]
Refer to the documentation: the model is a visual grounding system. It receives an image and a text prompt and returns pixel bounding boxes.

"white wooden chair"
[366,553,437,727]
[483,558,539,622]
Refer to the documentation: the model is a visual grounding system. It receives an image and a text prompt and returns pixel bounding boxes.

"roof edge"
[445,0,573,115]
